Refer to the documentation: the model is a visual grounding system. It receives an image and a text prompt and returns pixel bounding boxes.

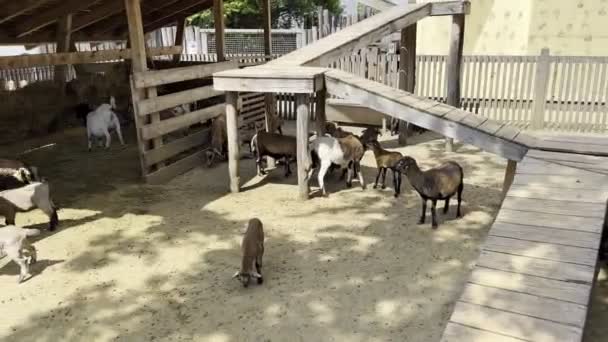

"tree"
[188,0,342,29]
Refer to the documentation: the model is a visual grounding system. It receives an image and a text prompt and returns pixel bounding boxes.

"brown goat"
[251,131,297,177]
[206,114,228,167]
[395,157,464,229]
[233,218,265,288]
[367,140,404,197]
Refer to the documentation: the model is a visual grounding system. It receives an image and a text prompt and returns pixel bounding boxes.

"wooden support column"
[226,91,240,193]
[502,160,517,197]
[125,0,162,175]
[296,93,310,200]
[172,16,186,63]
[261,0,272,61]
[264,92,276,169]
[315,90,326,136]
[261,0,275,166]
[213,0,226,62]
[397,22,416,145]
[445,13,465,153]
[54,14,72,83]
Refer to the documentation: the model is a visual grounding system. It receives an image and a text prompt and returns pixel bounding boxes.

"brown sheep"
[233,218,265,288]
[395,157,464,229]
[205,114,228,167]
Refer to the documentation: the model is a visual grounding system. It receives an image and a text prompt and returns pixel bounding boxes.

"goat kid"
[233,218,264,288]
[86,96,125,151]
[367,140,404,197]
[0,159,40,191]
[0,225,39,283]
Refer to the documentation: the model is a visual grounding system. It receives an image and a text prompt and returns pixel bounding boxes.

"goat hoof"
[257,277,264,284]
[417,220,425,225]
[346,182,352,188]
[373,185,377,189]
[432,224,438,229]
[381,185,386,189]
[394,193,399,198]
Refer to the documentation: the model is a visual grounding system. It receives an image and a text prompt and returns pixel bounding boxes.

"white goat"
[0,225,39,283]
[309,135,366,196]
[86,96,125,151]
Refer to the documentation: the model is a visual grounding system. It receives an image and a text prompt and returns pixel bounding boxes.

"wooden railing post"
[226,91,240,193]
[445,13,466,153]
[296,93,310,200]
[532,48,551,130]
[502,160,517,197]
[213,0,226,62]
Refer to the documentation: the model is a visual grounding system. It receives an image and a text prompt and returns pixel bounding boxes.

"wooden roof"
[0,0,213,44]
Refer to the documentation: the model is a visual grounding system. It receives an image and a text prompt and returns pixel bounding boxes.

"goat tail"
[23,228,41,237]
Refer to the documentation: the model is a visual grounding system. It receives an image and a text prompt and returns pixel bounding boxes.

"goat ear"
[232,271,240,278]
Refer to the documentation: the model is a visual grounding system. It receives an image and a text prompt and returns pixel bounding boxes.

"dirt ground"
[0,122,604,342]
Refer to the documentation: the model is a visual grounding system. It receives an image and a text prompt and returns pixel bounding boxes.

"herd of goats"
[0,95,466,287]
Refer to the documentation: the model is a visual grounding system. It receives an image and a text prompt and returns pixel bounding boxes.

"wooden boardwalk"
[441,136,608,342]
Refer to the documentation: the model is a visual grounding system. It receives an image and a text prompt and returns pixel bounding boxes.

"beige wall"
[416,0,608,56]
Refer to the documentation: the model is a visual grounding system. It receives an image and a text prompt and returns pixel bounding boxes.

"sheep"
[205,114,227,167]
[250,131,298,177]
[367,140,404,197]
[85,96,125,151]
[233,218,264,288]
[395,156,463,229]
[0,225,39,283]
[0,181,59,231]
[309,134,366,196]
[0,158,40,191]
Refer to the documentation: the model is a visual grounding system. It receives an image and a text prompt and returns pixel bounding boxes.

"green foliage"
[188,0,342,29]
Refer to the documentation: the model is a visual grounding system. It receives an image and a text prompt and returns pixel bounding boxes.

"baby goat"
[86,96,125,151]
[233,218,265,288]
[367,140,404,197]
[0,181,59,231]
[0,225,39,283]
[395,156,463,229]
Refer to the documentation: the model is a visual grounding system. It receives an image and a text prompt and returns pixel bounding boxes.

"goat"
[250,132,298,177]
[309,135,366,196]
[0,181,59,231]
[367,140,404,197]
[0,159,40,191]
[0,225,39,283]
[395,156,463,229]
[233,218,264,288]
[390,119,427,136]
[205,114,227,167]
[85,96,125,151]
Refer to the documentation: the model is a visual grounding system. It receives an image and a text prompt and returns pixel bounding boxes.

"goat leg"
[444,197,450,214]
[373,168,382,189]
[431,199,438,229]
[394,171,402,198]
[284,157,291,177]
[356,162,365,190]
[345,165,353,188]
[418,198,426,225]
[456,182,464,218]
[381,168,387,189]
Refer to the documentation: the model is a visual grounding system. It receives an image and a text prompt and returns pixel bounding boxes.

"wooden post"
[213,0,226,62]
[54,15,72,83]
[261,0,272,61]
[226,91,240,193]
[532,48,551,130]
[296,93,310,200]
[315,90,326,136]
[397,22,416,145]
[264,92,276,169]
[502,160,517,197]
[445,13,466,153]
[172,16,186,63]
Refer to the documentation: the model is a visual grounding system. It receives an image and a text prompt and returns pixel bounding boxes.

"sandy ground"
[0,121,603,342]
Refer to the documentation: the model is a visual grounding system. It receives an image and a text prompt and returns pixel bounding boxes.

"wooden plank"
[469,268,591,304]
[490,221,601,249]
[0,46,181,69]
[214,66,328,79]
[267,3,431,67]
[441,322,525,342]
[483,235,598,266]
[141,104,225,140]
[519,158,608,175]
[145,150,206,184]
[476,251,595,285]
[172,16,187,62]
[129,77,149,178]
[496,208,605,233]
[325,70,528,161]
[226,92,240,193]
[512,174,608,190]
[506,184,608,204]
[53,14,72,83]
[143,128,210,167]
[460,283,587,327]
[15,0,91,38]
[535,140,608,157]
[296,93,310,200]
[516,158,608,177]
[0,0,48,26]
[502,160,516,196]
[134,60,238,88]
[137,85,223,115]
[526,149,608,166]
[449,301,583,342]
[261,0,272,61]
[430,1,471,16]
[214,77,319,93]
[500,197,607,218]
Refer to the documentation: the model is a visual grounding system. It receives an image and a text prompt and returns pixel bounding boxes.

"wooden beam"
[0,46,181,69]
[296,93,310,200]
[16,0,93,38]
[53,14,72,83]
[226,91,240,193]
[261,0,272,61]
[397,19,416,145]
[445,13,465,152]
[0,0,49,25]
[213,0,225,61]
[315,90,327,136]
[173,16,187,62]
[143,0,209,31]
[70,1,125,34]
[502,160,517,197]
[133,60,238,88]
